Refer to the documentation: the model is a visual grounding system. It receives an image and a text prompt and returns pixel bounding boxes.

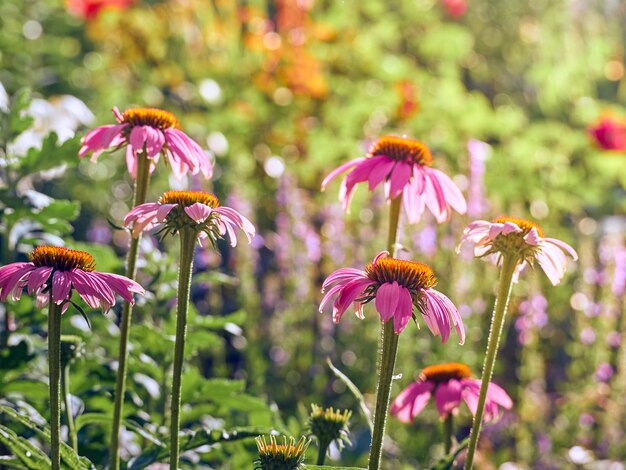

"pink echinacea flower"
[460,216,578,285]
[79,107,212,180]
[319,251,465,341]
[0,246,144,311]
[124,190,255,247]
[391,362,512,422]
[321,135,467,223]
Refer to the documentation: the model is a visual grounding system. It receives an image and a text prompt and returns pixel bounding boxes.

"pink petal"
[388,161,412,199]
[320,157,366,191]
[27,267,53,295]
[367,156,395,190]
[523,227,541,246]
[428,168,467,214]
[124,203,161,226]
[322,268,367,291]
[393,285,413,334]
[333,278,373,323]
[184,203,212,224]
[156,204,177,222]
[390,381,434,423]
[164,128,212,179]
[434,380,463,418]
[1,265,35,301]
[125,146,137,179]
[375,281,400,323]
[485,381,513,409]
[544,237,578,260]
[51,271,72,304]
[79,124,126,159]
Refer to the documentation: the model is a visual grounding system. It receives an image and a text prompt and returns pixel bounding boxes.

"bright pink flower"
[391,362,512,422]
[65,0,133,20]
[124,190,255,247]
[321,135,466,224]
[460,216,578,285]
[79,107,212,180]
[588,114,626,151]
[319,251,465,340]
[0,246,144,312]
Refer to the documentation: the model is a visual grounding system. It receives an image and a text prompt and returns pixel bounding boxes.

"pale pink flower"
[391,362,512,422]
[460,216,578,285]
[321,135,466,224]
[124,191,255,248]
[319,251,465,340]
[79,107,212,180]
[0,246,144,312]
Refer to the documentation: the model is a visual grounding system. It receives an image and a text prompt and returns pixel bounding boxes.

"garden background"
[1,0,625,468]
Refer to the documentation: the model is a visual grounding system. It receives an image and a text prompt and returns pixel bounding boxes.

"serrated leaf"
[0,424,50,470]
[16,133,80,174]
[0,455,29,469]
[8,89,34,135]
[0,405,95,470]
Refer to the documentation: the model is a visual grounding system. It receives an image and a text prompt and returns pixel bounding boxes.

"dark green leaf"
[0,424,50,470]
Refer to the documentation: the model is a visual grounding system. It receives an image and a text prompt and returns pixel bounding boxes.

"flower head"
[0,246,144,312]
[588,114,626,151]
[79,107,212,180]
[308,405,352,450]
[254,435,310,470]
[321,135,466,223]
[319,251,465,341]
[460,216,578,285]
[391,362,512,422]
[124,190,255,247]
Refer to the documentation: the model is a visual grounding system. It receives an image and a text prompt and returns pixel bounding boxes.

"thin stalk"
[464,254,518,470]
[443,413,453,455]
[170,227,196,470]
[368,196,402,470]
[48,301,63,470]
[109,153,151,470]
[316,438,330,466]
[62,363,77,452]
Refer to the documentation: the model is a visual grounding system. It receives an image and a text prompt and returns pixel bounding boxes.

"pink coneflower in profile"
[588,114,626,151]
[65,0,133,20]
[391,363,512,422]
[321,136,466,224]
[79,107,212,180]
[319,251,465,341]
[460,216,578,285]
[124,191,255,247]
[0,246,144,311]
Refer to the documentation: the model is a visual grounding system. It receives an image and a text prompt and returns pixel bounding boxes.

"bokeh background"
[0,0,625,468]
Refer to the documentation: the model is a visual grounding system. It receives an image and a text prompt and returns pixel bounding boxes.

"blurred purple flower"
[612,246,626,297]
[467,139,490,217]
[595,363,614,383]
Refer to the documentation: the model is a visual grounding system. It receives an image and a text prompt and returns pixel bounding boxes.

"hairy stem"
[48,301,63,470]
[316,438,330,466]
[62,362,77,452]
[368,196,402,470]
[170,227,196,470]
[109,153,151,470]
[464,254,518,469]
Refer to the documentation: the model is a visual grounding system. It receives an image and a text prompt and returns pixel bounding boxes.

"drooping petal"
[333,278,374,323]
[1,265,35,301]
[51,271,72,304]
[375,282,400,323]
[322,268,367,292]
[543,237,578,260]
[124,203,161,226]
[78,124,127,159]
[320,157,367,191]
[390,381,435,423]
[27,267,53,295]
[388,161,412,198]
[434,379,463,418]
[393,285,414,334]
[367,156,395,190]
[428,167,467,214]
[156,204,177,222]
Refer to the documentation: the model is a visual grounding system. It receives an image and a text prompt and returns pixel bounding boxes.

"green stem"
[62,363,77,452]
[368,197,402,470]
[443,413,453,455]
[170,227,196,470]
[316,438,330,466]
[48,301,63,470]
[464,254,518,470]
[109,153,151,470]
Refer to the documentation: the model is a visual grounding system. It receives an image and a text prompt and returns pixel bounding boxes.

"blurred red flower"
[442,0,467,18]
[66,0,133,20]
[588,114,626,151]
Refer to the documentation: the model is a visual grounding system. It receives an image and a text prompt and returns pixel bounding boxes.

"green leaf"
[306,467,366,469]
[0,455,29,469]
[127,426,273,469]
[0,405,95,470]
[0,424,50,470]
[326,358,373,432]
[8,89,34,135]
[16,133,81,174]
